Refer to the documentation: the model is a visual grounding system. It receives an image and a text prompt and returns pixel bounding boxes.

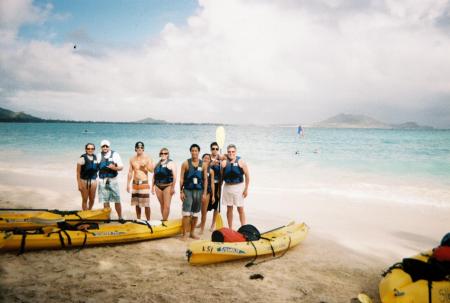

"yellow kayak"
[0,218,182,253]
[186,222,308,265]
[379,251,450,303]
[0,208,111,230]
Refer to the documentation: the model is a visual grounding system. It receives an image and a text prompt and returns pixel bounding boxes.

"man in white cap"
[97,139,124,219]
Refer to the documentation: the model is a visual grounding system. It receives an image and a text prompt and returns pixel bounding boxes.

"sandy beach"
[1,165,448,303]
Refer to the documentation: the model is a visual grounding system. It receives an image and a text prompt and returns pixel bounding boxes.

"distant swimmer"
[295,150,300,155]
[297,125,304,137]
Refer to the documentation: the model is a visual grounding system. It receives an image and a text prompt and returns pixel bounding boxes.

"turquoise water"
[0,123,449,183]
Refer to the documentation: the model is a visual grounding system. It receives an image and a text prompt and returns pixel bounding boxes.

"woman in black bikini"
[198,153,215,234]
[152,148,177,220]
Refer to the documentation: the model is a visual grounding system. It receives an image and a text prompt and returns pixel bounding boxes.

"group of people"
[76,140,250,239]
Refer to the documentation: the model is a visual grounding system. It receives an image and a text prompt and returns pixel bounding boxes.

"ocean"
[0,123,449,207]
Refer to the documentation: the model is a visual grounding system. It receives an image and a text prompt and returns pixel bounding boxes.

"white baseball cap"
[100,140,111,147]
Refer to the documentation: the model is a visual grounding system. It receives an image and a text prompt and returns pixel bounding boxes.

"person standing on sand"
[127,141,153,220]
[221,144,250,230]
[208,142,223,230]
[76,143,98,210]
[97,140,124,219]
[179,144,208,240]
[198,153,215,234]
[152,147,176,221]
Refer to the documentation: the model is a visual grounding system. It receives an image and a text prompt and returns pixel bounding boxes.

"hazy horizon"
[1,0,450,127]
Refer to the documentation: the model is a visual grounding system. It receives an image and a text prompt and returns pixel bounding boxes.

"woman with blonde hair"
[152,148,177,220]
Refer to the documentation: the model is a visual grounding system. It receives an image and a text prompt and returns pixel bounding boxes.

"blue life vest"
[184,159,203,190]
[223,156,244,184]
[154,159,174,184]
[210,157,221,183]
[80,154,98,180]
[99,151,118,179]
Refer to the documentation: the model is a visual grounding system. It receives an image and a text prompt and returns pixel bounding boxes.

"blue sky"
[19,0,198,46]
[1,0,450,126]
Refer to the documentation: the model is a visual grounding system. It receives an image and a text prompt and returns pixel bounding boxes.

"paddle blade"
[215,126,226,149]
[357,294,373,303]
[30,212,64,225]
[214,212,223,230]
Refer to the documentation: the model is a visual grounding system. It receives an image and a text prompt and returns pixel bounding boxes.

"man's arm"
[126,159,133,193]
[210,169,215,202]
[109,153,124,171]
[146,157,154,173]
[240,159,250,198]
[220,160,226,186]
[202,163,208,196]
[179,161,187,201]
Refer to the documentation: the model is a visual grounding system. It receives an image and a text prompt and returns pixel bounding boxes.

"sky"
[0,0,450,127]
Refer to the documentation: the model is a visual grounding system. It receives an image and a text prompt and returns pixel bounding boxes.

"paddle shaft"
[261,224,291,235]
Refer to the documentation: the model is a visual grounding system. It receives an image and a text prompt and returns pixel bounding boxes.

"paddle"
[214,126,226,230]
[260,221,295,236]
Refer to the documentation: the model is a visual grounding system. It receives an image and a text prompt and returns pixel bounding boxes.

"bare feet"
[181,234,189,241]
[190,234,200,240]
[199,229,204,235]
[209,225,215,232]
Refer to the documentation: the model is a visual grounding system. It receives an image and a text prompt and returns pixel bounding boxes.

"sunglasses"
[160,152,169,155]
[102,145,109,148]
[227,150,236,153]
[136,146,144,150]
[86,148,95,150]
[211,147,219,151]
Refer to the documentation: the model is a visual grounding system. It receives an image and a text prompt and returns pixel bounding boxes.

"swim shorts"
[222,183,245,207]
[131,180,150,207]
[182,189,202,217]
[98,178,121,204]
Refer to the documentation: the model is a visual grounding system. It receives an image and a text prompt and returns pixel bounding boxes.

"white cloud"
[1,0,450,126]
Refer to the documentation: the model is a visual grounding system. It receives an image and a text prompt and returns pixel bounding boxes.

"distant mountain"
[314,114,389,128]
[391,122,434,130]
[135,117,168,124]
[0,107,44,122]
[314,114,433,129]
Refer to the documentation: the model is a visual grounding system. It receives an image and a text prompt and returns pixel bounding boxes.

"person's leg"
[190,216,199,239]
[155,186,164,218]
[161,186,172,220]
[227,206,233,229]
[110,180,122,219]
[80,181,89,210]
[88,181,97,210]
[144,206,150,220]
[135,206,141,219]
[182,216,191,240]
[103,202,110,210]
[199,193,210,234]
[237,206,246,226]
[182,190,193,240]
[190,190,202,239]
[115,203,122,219]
